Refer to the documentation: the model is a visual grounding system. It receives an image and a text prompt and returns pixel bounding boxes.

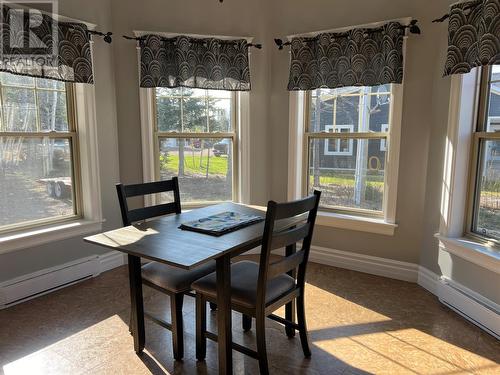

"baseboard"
[415,267,499,339]
[309,245,419,282]
[0,251,126,309]
[99,251,127,273]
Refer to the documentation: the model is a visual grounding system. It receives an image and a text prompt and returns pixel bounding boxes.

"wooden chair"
[192,190,321,374]
[116,178,216,360]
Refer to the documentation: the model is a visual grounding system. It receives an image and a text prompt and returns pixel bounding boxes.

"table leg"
[216,255,232,374]
[128,254,145,354]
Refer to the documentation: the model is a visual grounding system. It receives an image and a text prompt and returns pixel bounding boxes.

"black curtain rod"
[274,19,421,50]
[122,35,262,49]
[88,30,113,43]
[432,3,477,23]
[66,25,113,43]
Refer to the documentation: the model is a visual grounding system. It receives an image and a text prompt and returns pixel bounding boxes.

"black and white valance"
[0,6,93,83]
[287,22,405,91]
[444,0,500,76]
[139,34,251,91]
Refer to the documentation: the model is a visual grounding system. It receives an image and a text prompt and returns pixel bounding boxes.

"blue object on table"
[179,211,264,236]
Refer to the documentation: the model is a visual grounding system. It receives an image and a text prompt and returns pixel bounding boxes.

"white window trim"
[288,84,402,236]
[380,124,389,151]
[324,125,354,156]
[438,71,500,274]
[136,33,252,206]
[0,83,104,254]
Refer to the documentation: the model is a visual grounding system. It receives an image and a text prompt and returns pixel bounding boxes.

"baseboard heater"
[438,278,500,340]
[0,256,99,309]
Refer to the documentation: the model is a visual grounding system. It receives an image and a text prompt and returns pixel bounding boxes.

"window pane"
[488,65,500,132]
[37,90,69,131]
[156,95,182,132]
[183,95,207,132]
[1,73,34,87]
[473,139,500,241]
[308,138,385,212]
[2,87,37,132]
[0,137,75,228]
[36,78,65,90]
[309,85,392,133]
[158,137,232,203]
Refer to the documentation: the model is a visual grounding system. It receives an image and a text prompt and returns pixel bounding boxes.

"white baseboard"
[417,267,500,339]
[309,245,419,282]
[99,251,127,274]
[307,245,499,339]
[0,251,126,309]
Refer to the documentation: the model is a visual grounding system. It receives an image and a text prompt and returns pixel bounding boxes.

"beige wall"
[1,0,498,305]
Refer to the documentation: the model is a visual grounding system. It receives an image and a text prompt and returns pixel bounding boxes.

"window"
[0,73,80,232]
[468,65,500,242]
[154,88,237,204]
[324,125,354,155]
[305,85,393,216]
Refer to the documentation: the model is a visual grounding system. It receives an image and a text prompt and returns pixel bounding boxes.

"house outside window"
[305,85,394,215]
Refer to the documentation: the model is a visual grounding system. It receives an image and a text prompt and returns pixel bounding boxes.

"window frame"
[151,88,239,206]
[465,66,500,246]
[299,84,401,221]
[0,79,84,234]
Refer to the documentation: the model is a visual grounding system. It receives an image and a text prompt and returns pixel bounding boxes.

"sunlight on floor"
[313,328,500,374]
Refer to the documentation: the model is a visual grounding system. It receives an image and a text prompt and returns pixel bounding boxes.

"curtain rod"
[122,35,262,49]
[432,2,479,23]
[66,25,113,43]
[274,19,420,50]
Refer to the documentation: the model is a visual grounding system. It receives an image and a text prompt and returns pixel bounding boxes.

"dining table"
[84,202,270,374]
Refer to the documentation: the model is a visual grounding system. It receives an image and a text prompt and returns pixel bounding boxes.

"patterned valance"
[287,22,405,91]
[444,0,500,76]
[139,34,251,91]
[0,6,93,83]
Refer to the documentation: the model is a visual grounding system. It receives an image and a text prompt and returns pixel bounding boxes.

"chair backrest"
[116,178,181,226]
[256,190,321,309]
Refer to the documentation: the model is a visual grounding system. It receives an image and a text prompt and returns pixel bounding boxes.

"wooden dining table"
[84,202,269,374]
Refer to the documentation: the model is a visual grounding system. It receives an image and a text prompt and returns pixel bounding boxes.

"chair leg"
[209,302,217,311]
[255,313,269,375]
[196,294,207,361]
[242,314,252,332]
[170,293,184,360]
[285,300,296,337]
[296,294,311,358]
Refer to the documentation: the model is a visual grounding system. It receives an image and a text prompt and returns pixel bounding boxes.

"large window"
[305,85,394,216]
[0,73,79,232]
[468,65,500,242]
[154,88,237,204]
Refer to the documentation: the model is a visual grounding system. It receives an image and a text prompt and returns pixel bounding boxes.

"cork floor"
[0,261,499,375]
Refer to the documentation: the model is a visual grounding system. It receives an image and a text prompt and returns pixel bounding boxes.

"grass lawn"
[311,173,384,188]
[161,153,228,176]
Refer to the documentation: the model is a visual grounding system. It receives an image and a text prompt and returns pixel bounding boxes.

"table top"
[84,203,267,270]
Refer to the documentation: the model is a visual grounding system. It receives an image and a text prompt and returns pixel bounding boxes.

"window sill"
[436,234,500,274]
[0,219,103,255]
[316,211,397,236]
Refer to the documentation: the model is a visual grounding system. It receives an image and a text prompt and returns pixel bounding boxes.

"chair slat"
[274,195,317,220]
[127,202,178,223]
[267,251,305,280]
[270,223,310,250]
[124,179,176,198]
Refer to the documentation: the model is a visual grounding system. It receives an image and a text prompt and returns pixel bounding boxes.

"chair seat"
[141,260,216,294]
[192,261,296,309]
